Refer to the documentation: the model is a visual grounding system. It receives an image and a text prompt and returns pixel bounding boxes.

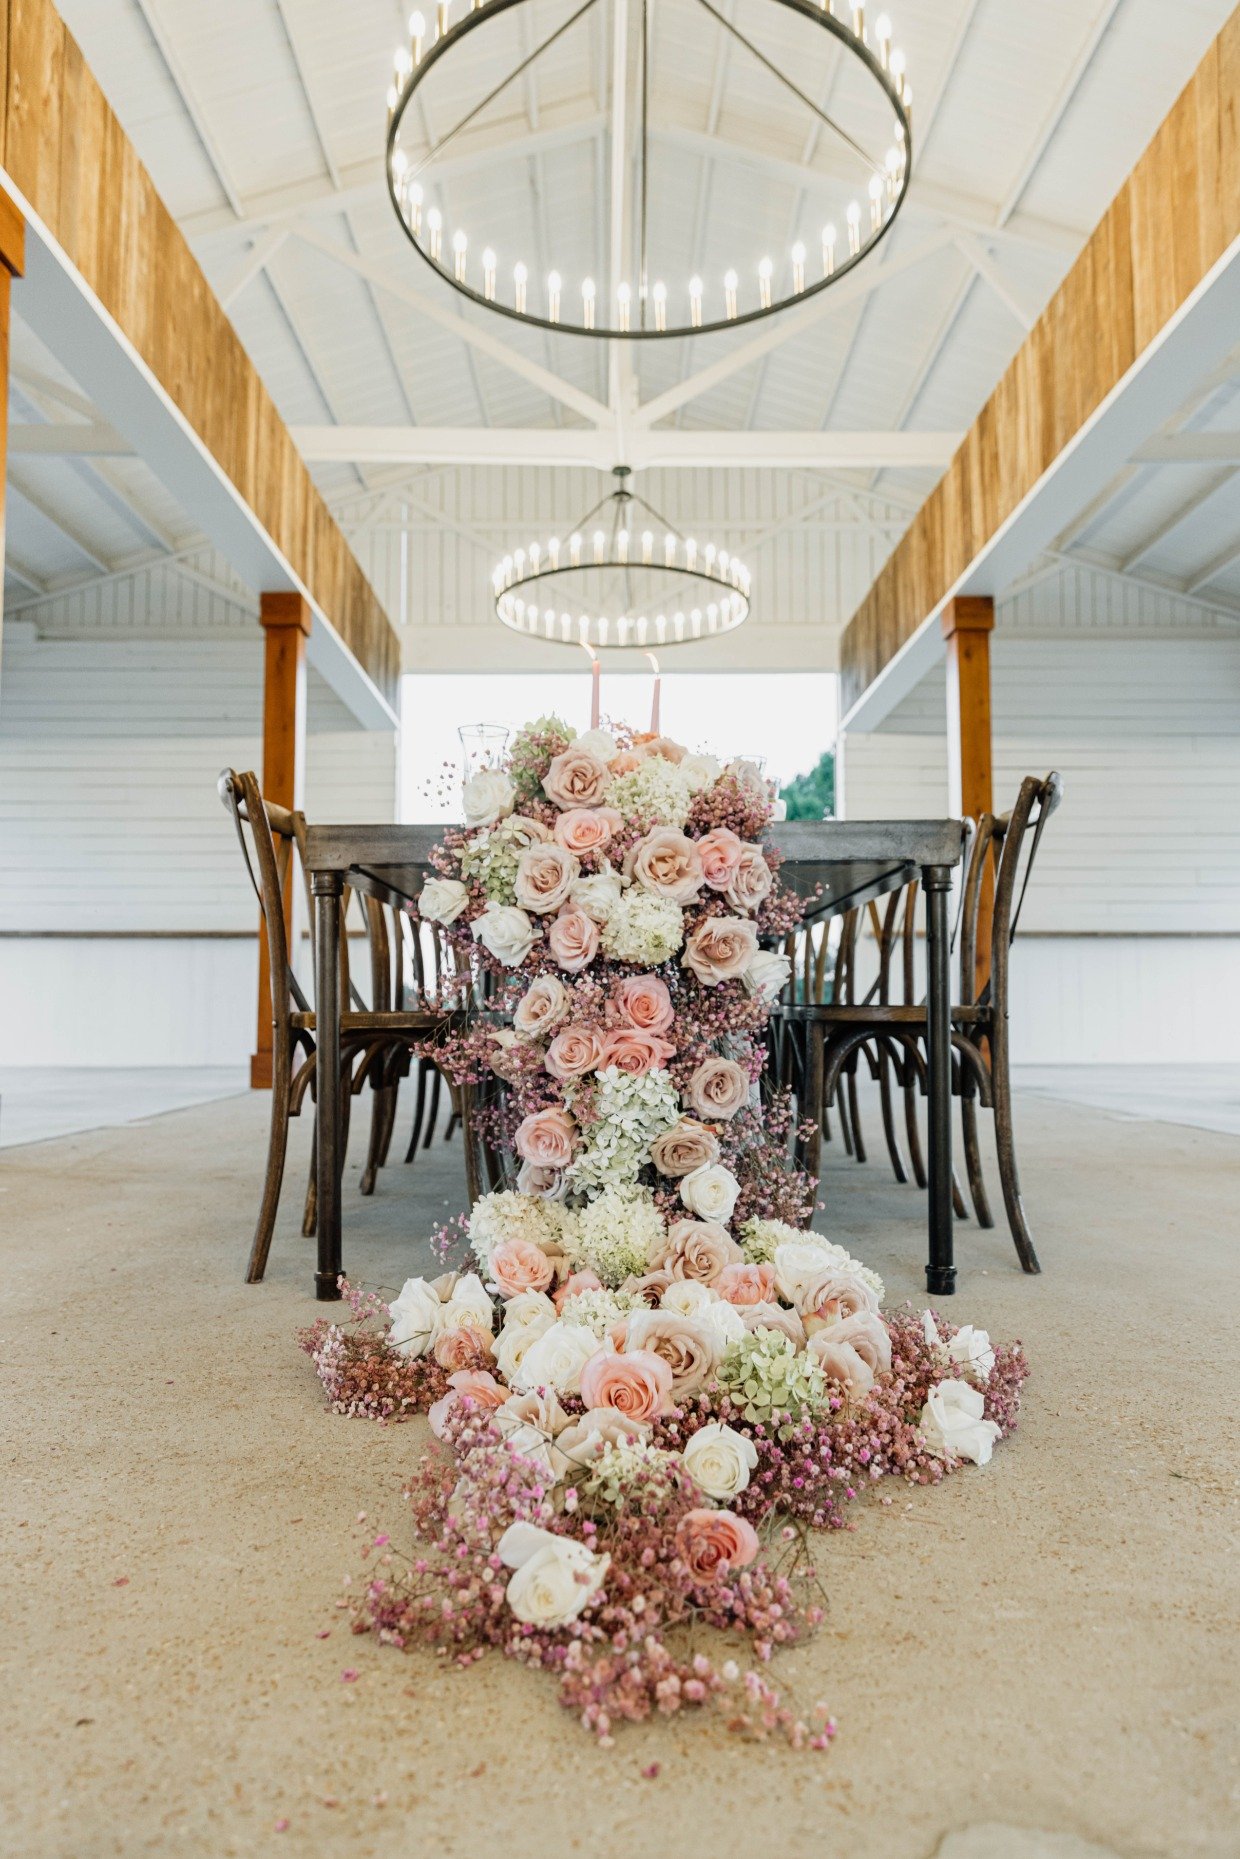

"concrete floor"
[2,1080,1238,1859]
[0,1066,248,1149]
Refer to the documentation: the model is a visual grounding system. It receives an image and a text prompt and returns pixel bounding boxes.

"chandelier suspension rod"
[639,0,651,329]
[692,0,887,181]
[402,0,601,188]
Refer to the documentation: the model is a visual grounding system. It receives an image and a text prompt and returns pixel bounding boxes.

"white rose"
[500,1289,559,1334]
[660,1280,714,1318]
[725,758,768,799]
[511,1320,598,1395]
[462,768,516,828]
[742,948,791,1003]
[574,728,619,764]
[497,1522,609,1627]
[387,1276,442,1358]
[680,752,723,792]
[773,1240,836,1305]
[445,1272,494,1330]
[680,1162,740,1225]
[472,903,538,967]
[417,877,469,926]
[681,1421,759,1501]
[691,1294,746,1355]
[569,869,624,924]
[947,1324,995,1382]
[918,1379,1002,1466]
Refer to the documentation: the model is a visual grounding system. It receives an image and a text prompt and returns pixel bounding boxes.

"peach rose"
[682,916,759,985]
[612,973,674,1035]
[553,1268,603,1312]
[714,1262,776,1307]
[622,1268,674,1306]
[513,973,571,1038]
[427,1368,506,1440]
[558,1406,651,1467]
[624,1310,718,1398]
[598,1025,676,1075]
[548,908,600,974]
[514,843,579,915]
[811,1310,892,1376]
[798,1269,880,1326]
[696,827,744,892]
[579,1346,674,1422]
[633,733,687,764]
[627,827,704,904]
[514,1106,578,1169]
[685,1055,750,1121]
[432,1324,495,1372]
[543,745,613,811]
[674,1508,760,1582]
[545,1023,605,1082]
[553,807,623,854]
[649,1117,720,1178]
[724,844,774,915]
[655,1218,743,1284]
[609,750,643,775]
[739,1303,806,1348]
[490,1237,556,1298]
[807,1335,876,1398]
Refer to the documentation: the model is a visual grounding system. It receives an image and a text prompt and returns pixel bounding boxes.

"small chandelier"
[384,0,913,341]
[492,467,751,650]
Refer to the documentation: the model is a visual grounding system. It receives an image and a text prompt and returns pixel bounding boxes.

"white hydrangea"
[566,1065,681,1193]
[563,1183,668,1288]
[739,1218,885,1303]
[558,1286,644,1337]
[600,890,685,966]
[468,1189,576,1272]
[608,758,694,829]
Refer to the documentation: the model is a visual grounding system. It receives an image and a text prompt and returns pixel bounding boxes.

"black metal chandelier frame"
[384,0,913,341]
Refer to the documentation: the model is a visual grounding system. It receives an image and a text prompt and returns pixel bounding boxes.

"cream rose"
[513,973,570,1038]
[462,767,516,828]
[417,877,469,926]
[725,757,768,800]
[679,1161,740,1225]
[681,752,723,792]
[650,1118,720,1179]
[574,728,619,764]
[627,827,704,905]
[948,1324,996,1382]
[558,1406,652,1467]
[724,845,773,916]
[624,1310,718,1398]
[442,1271,493,1330]
[497,1522,609,1627]
[543,745,613,811]
[918,1380,1002,1465]
[740,1302,806,1348]
[472,903,538,967]
[548,908,600,973]
[569,869,623,924]
[681,1421,759,1502]
[742,948,791,1003]
[656,1217,742,1284]
[511,1319,598,1394]
[514,843,579,915]
[516,1159,568,1201]
[685,1055,750,1121]
[682,917,759,986]
[387,1276,441,1358]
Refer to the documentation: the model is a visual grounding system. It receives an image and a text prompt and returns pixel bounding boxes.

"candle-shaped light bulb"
[704,541,717,572]
[392,149,409,182]
[436,0,450,35]
[664,533,677,566]
[593,529,605,563]
[581,277,596,329]
[791,240,806,292]
[724,268,738,318]
[852,2,865,40]
[394,44,413,78]
[452,228,468,280]
[482,247,496,298]
[386,84,399,114]
[407,182,423,233]
[570,532,582,566]
[846,200,861,255]
[427,206,443,261]
[889,45,905,89]
[618,528,629,563]
[869,173,884,229]
[529,541,541,572]
[758,256,773,309]
[409,10,426,59]
[652,279,667,331]
[513,260,527,312]
[689,275,703,328]
[547,270,561,323]
[822,222,837,275]
[616,281,631,331]
[685,537,697,570]
[641,529,653,564]
[875,11,891,62]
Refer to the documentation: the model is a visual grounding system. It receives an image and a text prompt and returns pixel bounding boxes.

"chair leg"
[805,1026,824,1190]
[422,1064,443,1148]
[302,1120,317,1238]
[403,1059,429,1163]
[903,1057,927,1189]
[359,1071,391,1197]
[846,1064,867,1164]
[375,1060,402,1169]
[877,1044,908,1184]
[991,1031,1042,1273]
[961,1090,995,1228]
[247,1040,292,1283]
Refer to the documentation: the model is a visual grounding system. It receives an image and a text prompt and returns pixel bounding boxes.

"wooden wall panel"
[840,15,1240,714]
[0,0,399,709]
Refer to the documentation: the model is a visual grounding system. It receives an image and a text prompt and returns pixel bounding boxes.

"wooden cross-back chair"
[219,769,462,1282]
[785,773,1063,1274]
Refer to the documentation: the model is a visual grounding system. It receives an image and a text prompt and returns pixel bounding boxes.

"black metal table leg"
[313,871,344,1301]
[922,863,956,1296]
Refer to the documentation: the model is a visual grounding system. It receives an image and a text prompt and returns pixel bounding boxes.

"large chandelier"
[492,467,750,649]
[384,0,913,341]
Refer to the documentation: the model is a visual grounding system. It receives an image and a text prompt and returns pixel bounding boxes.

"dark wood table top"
[302,818,964,922]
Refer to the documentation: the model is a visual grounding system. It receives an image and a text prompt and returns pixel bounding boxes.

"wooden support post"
[942,595,995,997]
[251,591,311,1089]
[0,196,28,621]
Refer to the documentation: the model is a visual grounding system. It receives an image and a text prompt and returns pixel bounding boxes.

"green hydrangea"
[458,814,547,903]
[509,715,575,802]
[716,1330,828,1433]
[580,1437,682,1509]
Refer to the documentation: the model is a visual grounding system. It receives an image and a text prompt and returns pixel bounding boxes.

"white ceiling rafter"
[994,0,1127,229]
[7,473,116,575]
[217,228,289,309]
[131,0,244,218]
[952,233,1036,331]
[4,552,50,596]
[291,427,959,468]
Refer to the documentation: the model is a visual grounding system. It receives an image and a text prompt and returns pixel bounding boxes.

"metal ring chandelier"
[384,0,913,341]
[492,467,750,649]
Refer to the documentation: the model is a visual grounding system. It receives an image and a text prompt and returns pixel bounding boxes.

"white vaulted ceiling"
[6,0,1240,669]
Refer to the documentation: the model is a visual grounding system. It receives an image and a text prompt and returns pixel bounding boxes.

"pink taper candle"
[582,642,600,728]
[645,650,661,733]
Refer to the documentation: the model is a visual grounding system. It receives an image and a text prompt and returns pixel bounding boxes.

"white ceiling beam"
[865,253,975,490]
[7,474,114,573]
[953,233,1036,331]
[4,551,49,596]
[272,0,341,189]
[1132,432,1240,464]
[8,423,135,454]
[132,0,244,218]
[217,228,289,310]
[633,229,955,428]
[1118,472,1234,574]
[1183,535,1240,596]
[292,426,961,469]
[995,0,1125,227]
[288,222,611,427]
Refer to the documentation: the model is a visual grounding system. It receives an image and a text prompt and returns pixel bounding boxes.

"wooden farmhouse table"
[301,818,966,1302]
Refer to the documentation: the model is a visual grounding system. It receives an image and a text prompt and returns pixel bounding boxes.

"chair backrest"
[987,771,1063,1012]
[218,769,310,1040]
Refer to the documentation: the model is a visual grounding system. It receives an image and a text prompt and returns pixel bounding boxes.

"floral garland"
[301,717,1029,1747]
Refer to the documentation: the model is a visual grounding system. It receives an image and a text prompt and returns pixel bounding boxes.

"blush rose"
[543,745,613,811]
[514,1106,578,1169]
[682,916,758,985]
[548,908,601,974]
[612,973,674,1035]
